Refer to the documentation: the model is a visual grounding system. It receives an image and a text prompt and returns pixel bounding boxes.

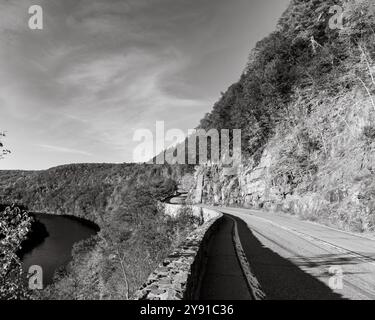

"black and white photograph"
[1,0,375,310]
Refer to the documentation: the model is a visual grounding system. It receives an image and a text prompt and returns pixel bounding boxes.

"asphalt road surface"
[199,215,253,300]
[203,206,375,300]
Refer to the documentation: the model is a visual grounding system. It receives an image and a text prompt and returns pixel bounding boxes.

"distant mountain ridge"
[0,163,190,223]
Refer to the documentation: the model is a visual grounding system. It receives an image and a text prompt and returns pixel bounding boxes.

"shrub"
[0,205,32,300]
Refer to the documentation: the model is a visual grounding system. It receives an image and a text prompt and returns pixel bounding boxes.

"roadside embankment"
[134,208,223,300]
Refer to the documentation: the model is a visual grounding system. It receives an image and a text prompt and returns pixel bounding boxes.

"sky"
[0,0,290,170]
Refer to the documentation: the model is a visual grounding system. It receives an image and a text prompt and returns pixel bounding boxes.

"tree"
[0,132,10,159]
[0,134,31,300]
[0,205,32,299]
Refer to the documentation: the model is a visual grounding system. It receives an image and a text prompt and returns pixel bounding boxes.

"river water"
[21,213,99,286]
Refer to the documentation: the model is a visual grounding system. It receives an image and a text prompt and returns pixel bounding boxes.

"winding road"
[166,188,375,300]
[201,206,375,300]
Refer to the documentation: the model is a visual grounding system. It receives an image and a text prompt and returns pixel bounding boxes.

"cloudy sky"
[0,0,289,170]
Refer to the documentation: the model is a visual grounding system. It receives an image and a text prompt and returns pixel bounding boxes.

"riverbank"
[21,213,99,286]
[18,214,49,258]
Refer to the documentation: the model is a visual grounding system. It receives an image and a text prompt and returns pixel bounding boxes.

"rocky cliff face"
[186,0,375,235]
[189,92,375,234]
[189,148,274,209]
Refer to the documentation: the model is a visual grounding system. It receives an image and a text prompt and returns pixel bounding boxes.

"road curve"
[198,215,254,300]
[204,206,375,300]
[165,189,259,300]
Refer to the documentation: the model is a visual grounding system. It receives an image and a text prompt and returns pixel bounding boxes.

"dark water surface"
[21,213,99,286]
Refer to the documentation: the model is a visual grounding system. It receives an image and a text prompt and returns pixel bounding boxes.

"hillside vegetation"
[191,0,375,233]
[0,163,198,299]
[0,163,185,220]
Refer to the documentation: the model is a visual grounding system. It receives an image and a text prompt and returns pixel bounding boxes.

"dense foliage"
[0,163,187,221]
[0,205,32,300]
[38,203,200,300]
[198,0,375,164]
[0,133,32,299]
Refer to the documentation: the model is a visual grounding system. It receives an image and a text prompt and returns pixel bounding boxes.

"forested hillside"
[0,163,187,221]
[0,163,197,299]
[192,0,375,233]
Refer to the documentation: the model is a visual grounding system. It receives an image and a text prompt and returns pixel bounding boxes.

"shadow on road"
[230,214,346,300]
[291,254,375,269]
[199,216,253,300]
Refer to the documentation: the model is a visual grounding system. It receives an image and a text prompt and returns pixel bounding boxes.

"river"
[21,213,99,286]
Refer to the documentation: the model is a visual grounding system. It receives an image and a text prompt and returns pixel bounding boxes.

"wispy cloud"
[37,144,93,156]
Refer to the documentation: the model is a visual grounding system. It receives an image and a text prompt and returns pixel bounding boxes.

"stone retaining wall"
[133,208,223,300]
